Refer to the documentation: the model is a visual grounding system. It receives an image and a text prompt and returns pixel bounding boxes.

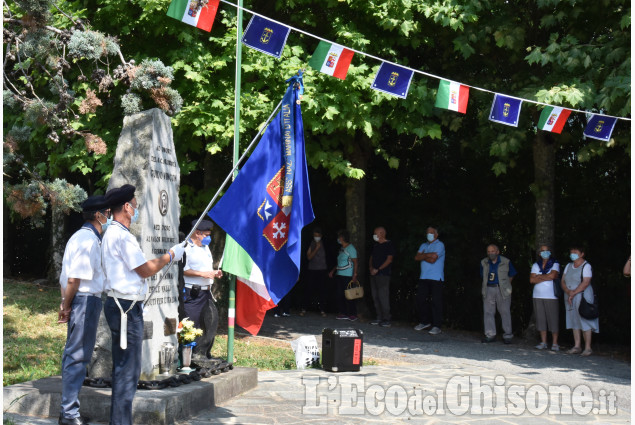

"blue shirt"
[480,256,517,285]
[336,244,357,277]
[418,239,445,281]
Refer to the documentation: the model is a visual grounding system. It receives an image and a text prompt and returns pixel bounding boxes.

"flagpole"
[227,0,244,365]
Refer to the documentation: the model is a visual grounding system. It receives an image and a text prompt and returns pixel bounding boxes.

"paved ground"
[5,311,631,424]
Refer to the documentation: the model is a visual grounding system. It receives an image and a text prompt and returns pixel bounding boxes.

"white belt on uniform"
[184,284,210,290]
[110,290,144,301]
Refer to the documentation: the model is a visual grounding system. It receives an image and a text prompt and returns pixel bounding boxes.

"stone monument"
[89,108,181,381]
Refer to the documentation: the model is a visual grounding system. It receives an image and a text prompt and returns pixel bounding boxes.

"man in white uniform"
[58,195,111,425]
[102,184,184,425]
[182,219,222,357]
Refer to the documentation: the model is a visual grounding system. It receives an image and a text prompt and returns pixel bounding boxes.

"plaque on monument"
[89,108,181,380]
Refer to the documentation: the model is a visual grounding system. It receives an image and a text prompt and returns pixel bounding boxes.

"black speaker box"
[321,328,363,372]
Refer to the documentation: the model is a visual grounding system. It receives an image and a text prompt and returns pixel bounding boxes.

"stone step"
[3,367,257,425]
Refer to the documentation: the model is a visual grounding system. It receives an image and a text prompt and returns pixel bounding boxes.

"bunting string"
[179,0,632,124]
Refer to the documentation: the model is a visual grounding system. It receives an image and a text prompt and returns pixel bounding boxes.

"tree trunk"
[345,133,371,317]
[523,130,556,340]
[47,207,66,284]
[533,131,555,250]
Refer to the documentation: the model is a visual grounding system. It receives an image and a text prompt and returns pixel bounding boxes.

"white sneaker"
[535,342,547,350]
[428,327,442,335]
[414,323,431,331]
[551,344,560,352]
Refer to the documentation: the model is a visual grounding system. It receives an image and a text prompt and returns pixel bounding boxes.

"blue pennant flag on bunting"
[208,74,314,304]
[371,62,414,99]
[489,94,523,127]
[242,15,291,59]
[583,114,617,141]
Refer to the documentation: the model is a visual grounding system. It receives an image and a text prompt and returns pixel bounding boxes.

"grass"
[3,279,67,386]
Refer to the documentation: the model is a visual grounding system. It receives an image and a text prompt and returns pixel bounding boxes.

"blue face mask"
[540,251,551,259]
[570,253,579,261]
[97,214,112,233]
[130,205,139,224]
[201,236,211,246]
[427,233,435,242]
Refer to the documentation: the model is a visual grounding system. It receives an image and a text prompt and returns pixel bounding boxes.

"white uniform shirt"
[183,240,214,287]
[102,221,147,296]
[531,262,561,299]
[59,225,104,295]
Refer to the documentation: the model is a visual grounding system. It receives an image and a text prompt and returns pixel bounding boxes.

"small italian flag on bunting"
[308,41,354,80]
[166,0,219,32]
[435,80,469,114]
[537,106,571,134]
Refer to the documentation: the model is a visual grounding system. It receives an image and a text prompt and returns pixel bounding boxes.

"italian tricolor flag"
[166,0,219,32]
[538,106,571,134]
[222,236,276,335]
[308,41,354,80]
[435,80,469,114]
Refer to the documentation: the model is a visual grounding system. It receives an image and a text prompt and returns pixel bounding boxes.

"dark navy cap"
[80,195,110,212]
[192,219,213,231]
[105,184,136,207]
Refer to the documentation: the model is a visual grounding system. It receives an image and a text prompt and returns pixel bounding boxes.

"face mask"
[201,236,211,246]
[314,236,321,242]
[373,235,379,242]
[337,239,342,245]
[570,253,579,261]
[97,213,111,231]
[129,205,139,224]
[540,251,551,259]
[488,253,498,261]
[427,233,435,242]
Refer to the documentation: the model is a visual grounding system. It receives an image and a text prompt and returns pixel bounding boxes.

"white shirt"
[563,262,593,289]
[184,240,214,287]
[102,221,147,295]
[531,261,561,299]
[59,225,104,295]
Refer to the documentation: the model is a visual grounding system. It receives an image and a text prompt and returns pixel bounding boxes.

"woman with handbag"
[562,246,599,356]
[529,245,561,351]
[329,229,359,321]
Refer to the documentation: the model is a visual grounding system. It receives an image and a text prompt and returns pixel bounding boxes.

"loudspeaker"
[321,328,363,372]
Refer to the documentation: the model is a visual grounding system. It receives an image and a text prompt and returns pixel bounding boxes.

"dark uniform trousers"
[61,295,102,419]
[105,297,143,425]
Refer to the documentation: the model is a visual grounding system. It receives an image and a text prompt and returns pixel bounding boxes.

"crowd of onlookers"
[276,225,632,358]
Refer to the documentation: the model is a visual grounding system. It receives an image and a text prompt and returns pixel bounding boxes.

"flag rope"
[143,97,285,306]
[217,0,631,122]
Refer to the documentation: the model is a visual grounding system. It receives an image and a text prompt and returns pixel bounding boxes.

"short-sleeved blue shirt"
[418,239,445,281]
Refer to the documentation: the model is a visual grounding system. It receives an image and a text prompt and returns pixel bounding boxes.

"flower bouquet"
[177,318,202,371]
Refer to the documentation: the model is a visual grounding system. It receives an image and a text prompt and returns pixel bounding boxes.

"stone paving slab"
[179,365,629,424]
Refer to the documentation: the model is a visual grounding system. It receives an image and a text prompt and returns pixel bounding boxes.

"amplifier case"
[321,328,363,372]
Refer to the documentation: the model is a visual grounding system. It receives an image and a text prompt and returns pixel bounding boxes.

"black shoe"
[503,338,512,345]
[481,336,496,343]
[59,416,89,425]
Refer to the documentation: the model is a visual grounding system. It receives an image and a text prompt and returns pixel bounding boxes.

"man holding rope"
[102,184,184,425]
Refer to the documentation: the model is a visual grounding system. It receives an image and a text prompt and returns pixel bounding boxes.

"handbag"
[344,280,364,300]
[576,263,599,320]
[552,277,564,299]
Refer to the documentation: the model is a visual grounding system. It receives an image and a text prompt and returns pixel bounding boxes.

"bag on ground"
[290,335,320,369]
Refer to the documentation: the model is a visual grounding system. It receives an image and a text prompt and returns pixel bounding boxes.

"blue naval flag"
[242,15,291,59]
[489,94,523,127]
[208,74,314,304]
[583,114,618,141]
[371,62,414,99]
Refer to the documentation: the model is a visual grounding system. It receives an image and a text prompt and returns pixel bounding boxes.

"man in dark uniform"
[102,184,185,425]
[58,195,111,425]
[182,219,221,357]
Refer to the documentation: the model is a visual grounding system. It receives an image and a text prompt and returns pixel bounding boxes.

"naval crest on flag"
[257,166,291,251]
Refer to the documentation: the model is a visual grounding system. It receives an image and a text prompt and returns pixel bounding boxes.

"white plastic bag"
[290,335,320,369]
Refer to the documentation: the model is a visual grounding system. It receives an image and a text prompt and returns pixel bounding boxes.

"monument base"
[3,368,257,425]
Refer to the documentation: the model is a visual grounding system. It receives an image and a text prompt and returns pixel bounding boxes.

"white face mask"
[314,236,321,242]
[373,234,379,242]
